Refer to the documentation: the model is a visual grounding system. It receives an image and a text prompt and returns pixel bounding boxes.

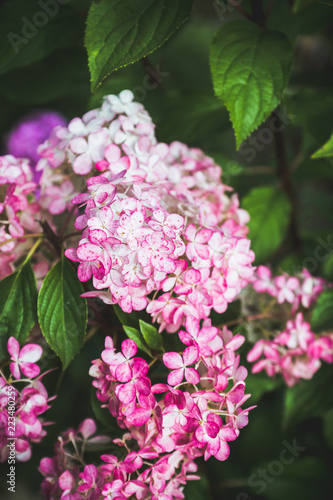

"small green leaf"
[0,260,37,361]
[85,0,193,91]
[210,20,293,148]
[311,132,333,158]
[242,187,292,263]
[311,288,333,332]
[139,320,163,351]
[113,304,139,329]
[123,326,152,356]
[38,254,87,370]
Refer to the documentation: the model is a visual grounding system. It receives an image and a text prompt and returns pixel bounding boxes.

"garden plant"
[1,1,333,499]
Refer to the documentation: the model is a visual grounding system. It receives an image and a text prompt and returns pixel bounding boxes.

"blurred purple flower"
[6,110,67,167]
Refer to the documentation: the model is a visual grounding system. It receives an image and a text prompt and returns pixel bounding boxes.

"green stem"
[0,233,44,248]
[23,236,45,264]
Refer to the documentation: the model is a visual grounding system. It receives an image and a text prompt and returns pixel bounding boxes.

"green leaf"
[284,364,333,427]
[323,408,333,449]
[311,288,333,332]
[322,254,333,280]
[242,187,292,263]
[0,260,37,361]
[85,0,193,91]
[113,304,139,329]
[0,0,82,75]
[139,320,163,351]
[0,48,90,105]
[245,372,280,404]
[210,20,293,148]
[312,132,333,158]
[38,254,87,370]
[123,326,152,356]
[184,474,213,500]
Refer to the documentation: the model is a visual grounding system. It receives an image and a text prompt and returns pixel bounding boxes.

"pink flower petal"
[121,339,137,359]
[184,367,200,385]
[7,337,19,360]
[20,362,40,379]
[183,345,199,366]
[163,352,183,369]
[115,362,133,383]
[19,344,42,363]
[167,368,184,386]
[79,418,97,439]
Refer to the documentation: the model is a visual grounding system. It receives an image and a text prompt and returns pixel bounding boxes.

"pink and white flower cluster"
[252,265,325,312]
[42,90,256,331]
[39,316,253,499]
[0,337,54,462]
[248,266,332,386]
[0,155,41,279]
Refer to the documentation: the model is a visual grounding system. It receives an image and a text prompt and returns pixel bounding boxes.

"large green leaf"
[242,187,292,263]
[38,255,87,370]
[210,20,293,148]
[0,0,82,75]
[0,260,37,361]
[312,132,333,158]
[85,0,193,91]
[311,288,333,332]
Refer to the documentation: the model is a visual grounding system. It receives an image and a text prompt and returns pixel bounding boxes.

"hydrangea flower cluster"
[247,312,333,386]
[36,90,255,331]
[0,337,53,462]
[39,317,254,499]
[0,155,41,279]
[247,266,332,386]
[252,265,325,312]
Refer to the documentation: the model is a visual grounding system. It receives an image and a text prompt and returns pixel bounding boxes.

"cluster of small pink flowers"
[0,155,41,278]
[41,90,255,331]
[39,318,253,499]
[247,312,333,386]
[0,337,54,462]
[252,265,325,312]
[247,266,332,386]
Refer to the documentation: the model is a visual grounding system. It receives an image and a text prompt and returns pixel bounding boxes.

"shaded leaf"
[38,254,87,370]
[311,288,333,332]
[184,474,212,500]
[242,187,292,263]
[312,132,333,158]
[85,0,193,91]
[284,364,333,427]
[113,304,139,329]
[0,0,82,75]
[0,260,37,362]
[210,20,292,148]
[91,387,122,436]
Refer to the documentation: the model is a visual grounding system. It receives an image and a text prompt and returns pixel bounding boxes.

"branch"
[273,110,302,253]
